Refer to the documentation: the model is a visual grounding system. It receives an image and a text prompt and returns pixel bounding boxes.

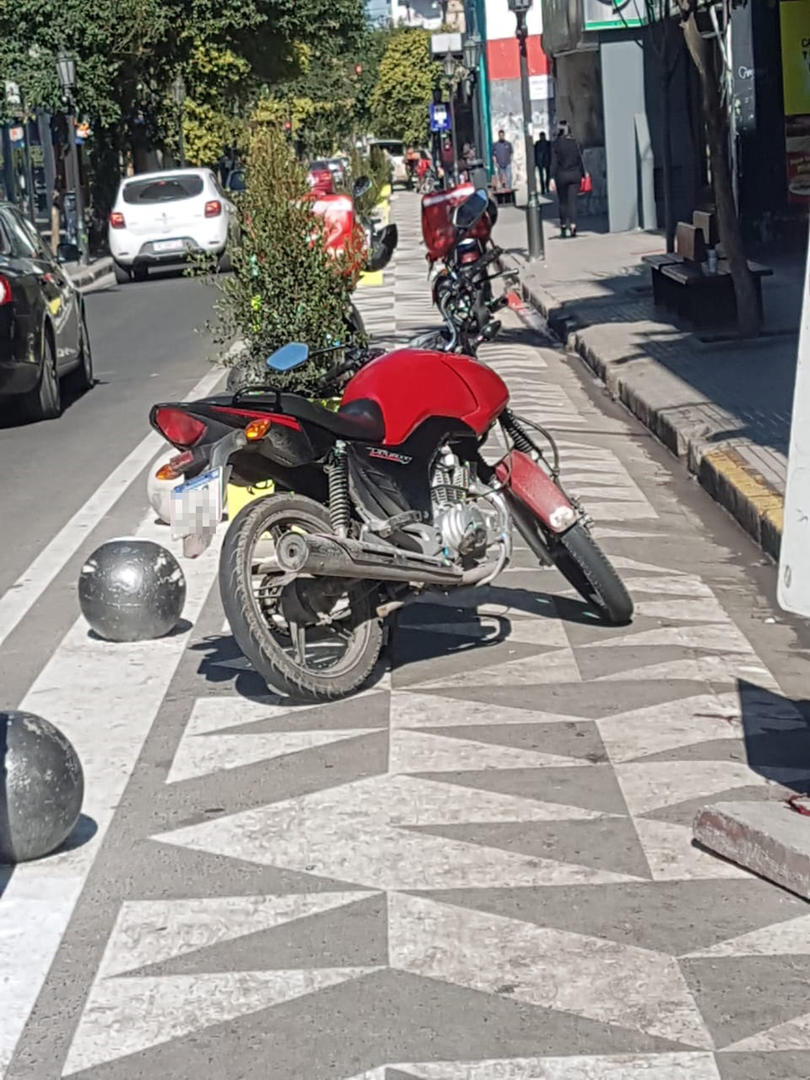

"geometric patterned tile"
[388,894,712,1048]
[680,956,810,1050]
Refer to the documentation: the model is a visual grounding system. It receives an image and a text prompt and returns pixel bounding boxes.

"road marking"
[0,366,223,653]
[0,511,223,1078]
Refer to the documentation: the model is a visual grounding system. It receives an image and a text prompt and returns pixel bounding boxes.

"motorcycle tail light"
[109,211,126,229]
[460,250,479,265]
[154,407,207,447]
[0,274,11,305]
[205,200,222,217]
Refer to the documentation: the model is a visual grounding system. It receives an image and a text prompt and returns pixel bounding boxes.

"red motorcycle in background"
[150,189,633,702]
[418,182,513,354]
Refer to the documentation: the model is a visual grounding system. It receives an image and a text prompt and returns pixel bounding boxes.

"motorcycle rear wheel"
[220,493,384,701]
[551,523,634,625]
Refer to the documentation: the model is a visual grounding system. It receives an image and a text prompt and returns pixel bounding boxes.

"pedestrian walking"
[550,120,585,238]
[492,130,513,191]
[534,131,551,195]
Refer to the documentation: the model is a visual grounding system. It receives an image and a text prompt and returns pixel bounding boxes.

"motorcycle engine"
[430,448,502,560]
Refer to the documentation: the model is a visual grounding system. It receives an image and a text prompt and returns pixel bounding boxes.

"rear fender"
[495,450,577,534]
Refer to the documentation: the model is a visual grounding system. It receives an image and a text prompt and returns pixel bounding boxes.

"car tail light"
[0,274,11,305]
[205,200,222,218]
[154,407,207,447]
[109,211,126,229]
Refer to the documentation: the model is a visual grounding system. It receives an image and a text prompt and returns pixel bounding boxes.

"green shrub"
[211,127,363,394]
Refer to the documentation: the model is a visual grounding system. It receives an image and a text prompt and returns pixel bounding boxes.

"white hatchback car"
[108,168,234,282]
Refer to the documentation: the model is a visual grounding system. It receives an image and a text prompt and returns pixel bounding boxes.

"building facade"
[469,0,555,190]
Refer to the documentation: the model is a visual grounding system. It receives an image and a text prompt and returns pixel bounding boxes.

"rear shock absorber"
[329,440,350,538]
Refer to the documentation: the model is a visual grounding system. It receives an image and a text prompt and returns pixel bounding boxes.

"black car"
[0,203,93,421]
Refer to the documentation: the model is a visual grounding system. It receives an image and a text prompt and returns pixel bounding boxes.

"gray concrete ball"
[0,711,84,863]
[78,538,186,642]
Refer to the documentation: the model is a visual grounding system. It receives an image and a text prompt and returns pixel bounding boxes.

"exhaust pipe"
[276,532,465,586]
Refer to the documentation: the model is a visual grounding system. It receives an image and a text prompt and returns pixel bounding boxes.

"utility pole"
[508,0,544,260]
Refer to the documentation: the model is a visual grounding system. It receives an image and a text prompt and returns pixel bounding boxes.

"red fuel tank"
[341,348,509,447]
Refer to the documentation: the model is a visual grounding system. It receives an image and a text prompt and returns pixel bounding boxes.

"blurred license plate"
[171,468,223,545]
[154,239,183,253]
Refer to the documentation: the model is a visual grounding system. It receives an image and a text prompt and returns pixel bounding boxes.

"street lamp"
[507,0,544,259]
[56,50,86,263]
[462,33,482,164]
[172,73,187,168]
[443,51,459,187]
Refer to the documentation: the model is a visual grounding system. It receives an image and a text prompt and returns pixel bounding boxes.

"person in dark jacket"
[550,121,585,237]
[534,132,551,194]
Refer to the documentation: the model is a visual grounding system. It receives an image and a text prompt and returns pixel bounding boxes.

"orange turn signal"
[245,417,272,441]
[156,464,176,480]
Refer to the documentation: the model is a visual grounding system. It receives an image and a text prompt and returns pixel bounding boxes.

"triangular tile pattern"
[47,193,810,1080]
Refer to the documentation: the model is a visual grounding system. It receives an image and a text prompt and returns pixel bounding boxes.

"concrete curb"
[693,800,810,900]
[64,256,116,294]
[520,276,785,560]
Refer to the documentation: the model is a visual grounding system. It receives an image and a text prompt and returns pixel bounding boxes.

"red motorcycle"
[151,190,632,701]
[419,182,513,354]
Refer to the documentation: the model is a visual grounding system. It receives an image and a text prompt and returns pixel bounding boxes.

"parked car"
[225,168,246,193]
[307,163,335,197]
[321,157,348,189]
[108,168,235,282]
[0,202,92,421]
[369,139,407,188]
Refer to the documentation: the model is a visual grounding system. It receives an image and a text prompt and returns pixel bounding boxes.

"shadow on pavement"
[738,679,810,794]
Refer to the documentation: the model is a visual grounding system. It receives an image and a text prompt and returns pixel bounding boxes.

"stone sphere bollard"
[0,711,84,863]
[78,538,186,642]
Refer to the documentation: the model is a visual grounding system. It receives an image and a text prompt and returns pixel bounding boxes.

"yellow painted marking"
[227,481,274,518]
[704,447,784,535]
[358,270,384,288]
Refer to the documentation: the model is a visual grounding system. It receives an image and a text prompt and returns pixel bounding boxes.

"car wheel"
[65,312,94,395]
[133,265,148,282]
[217,249,232,273]
[114,262,131,285]
[21,331,61,422]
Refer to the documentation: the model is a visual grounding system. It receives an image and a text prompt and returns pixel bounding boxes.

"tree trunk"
[679,4,760,337]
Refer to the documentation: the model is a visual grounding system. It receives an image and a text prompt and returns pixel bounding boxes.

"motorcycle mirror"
[352,175,372,200]
[267,342,309,372]
[452,188,489,232]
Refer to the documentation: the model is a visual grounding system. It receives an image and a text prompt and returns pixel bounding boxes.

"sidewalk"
[64,255,116,294]
[495,204,804,559]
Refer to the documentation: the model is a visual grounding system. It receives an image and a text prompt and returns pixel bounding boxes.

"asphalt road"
[2,196,810,1080]
[0,270,219,597]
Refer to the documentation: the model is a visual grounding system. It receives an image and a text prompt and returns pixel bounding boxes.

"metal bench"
[641,223,706,308]
[642,219,772,327]
[661,257,772,328]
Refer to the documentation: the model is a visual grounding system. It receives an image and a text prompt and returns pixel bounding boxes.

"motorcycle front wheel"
[220,494,384,701]
[551,523,633,625]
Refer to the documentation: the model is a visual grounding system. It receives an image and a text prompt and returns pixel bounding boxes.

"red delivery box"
[312,193,356,256]
[421,182,493,262]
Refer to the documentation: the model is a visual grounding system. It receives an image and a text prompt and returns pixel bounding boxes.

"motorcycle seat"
[279,394,385,443]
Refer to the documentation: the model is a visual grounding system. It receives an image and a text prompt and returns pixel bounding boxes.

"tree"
[212,127,363,392]
[0,0,367,194]
[673,0,760,336]
[370,28,441,144]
